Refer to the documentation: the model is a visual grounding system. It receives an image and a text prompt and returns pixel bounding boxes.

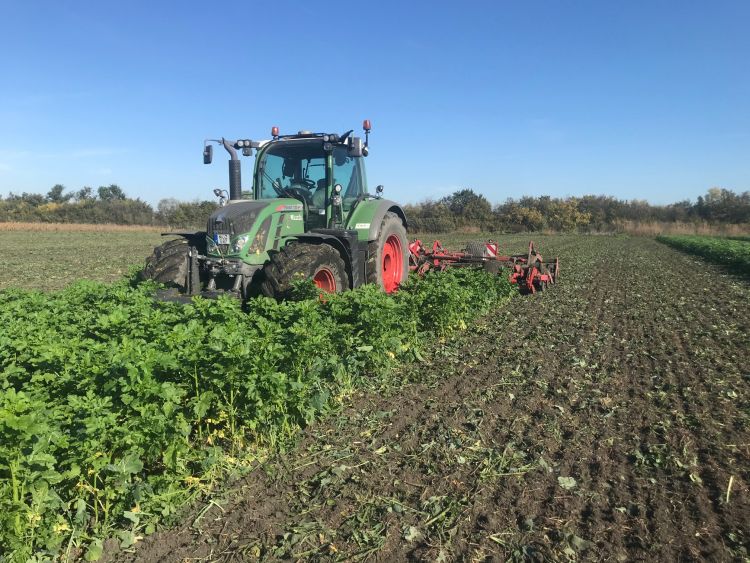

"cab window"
[257,143,328,214]
[332,146,365,212]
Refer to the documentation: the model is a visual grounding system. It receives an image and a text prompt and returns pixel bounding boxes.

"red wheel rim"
[382,235,404,293]
[313,267,336,293]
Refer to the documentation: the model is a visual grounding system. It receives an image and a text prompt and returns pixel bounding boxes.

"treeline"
[405,187,750,233]
[0,185,217,228]
[2,184,748,233]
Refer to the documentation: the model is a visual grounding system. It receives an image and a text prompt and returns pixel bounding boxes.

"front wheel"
[141,238,191,292]
[366,211,409,293]
[261,242,348,299]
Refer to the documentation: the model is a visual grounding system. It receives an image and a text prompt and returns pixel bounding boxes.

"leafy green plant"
[657,235,750,276]
[0,268,514,560]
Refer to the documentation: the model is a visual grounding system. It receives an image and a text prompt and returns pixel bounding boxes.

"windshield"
[256,141,327,203]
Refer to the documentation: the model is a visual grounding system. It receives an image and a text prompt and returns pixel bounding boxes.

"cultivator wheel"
[464,240,489,259]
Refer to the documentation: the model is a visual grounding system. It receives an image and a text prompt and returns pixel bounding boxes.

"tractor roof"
[274,131,351,143]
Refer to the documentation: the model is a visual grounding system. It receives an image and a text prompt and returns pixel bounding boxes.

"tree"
[157,198,180,216]
[97,184,126,201]
[440,189,493,228]
[75,186,94,201]
[404,200,456,232]
[156,198,180,225]
[46,184,72,203]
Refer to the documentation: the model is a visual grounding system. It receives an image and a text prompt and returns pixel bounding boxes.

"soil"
[113,236,750,562]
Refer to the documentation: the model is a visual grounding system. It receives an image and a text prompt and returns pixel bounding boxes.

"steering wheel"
[294,178,316,190]
[272,178,315,207]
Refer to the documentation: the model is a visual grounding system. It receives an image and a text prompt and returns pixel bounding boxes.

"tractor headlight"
[232,234,249,253]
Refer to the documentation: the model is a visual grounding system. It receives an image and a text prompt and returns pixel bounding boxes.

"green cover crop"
[0,270,513,560]
[657,235,750,276]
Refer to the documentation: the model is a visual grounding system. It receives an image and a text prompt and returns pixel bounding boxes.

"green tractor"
[142,120,409,299]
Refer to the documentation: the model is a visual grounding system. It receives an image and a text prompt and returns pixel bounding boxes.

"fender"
[161,231,207,253]
[367,200,408,241]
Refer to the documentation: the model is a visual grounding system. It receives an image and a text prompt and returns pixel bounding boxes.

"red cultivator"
[408,239,559,294]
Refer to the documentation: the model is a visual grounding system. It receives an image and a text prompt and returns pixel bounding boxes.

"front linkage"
[408,239,559,294]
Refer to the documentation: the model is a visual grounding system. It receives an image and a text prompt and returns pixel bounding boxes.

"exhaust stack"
[221,139,243,201]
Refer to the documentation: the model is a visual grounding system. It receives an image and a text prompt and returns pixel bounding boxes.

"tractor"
[141,120,409,299]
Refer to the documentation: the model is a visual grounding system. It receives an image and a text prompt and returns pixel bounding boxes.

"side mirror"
[348,137,363,157]
[203,145,213,164]
[213,188,223,197]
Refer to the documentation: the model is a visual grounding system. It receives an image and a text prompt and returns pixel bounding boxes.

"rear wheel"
[261,242,348,299]
[366,212,408,293]
[141,238,191,292]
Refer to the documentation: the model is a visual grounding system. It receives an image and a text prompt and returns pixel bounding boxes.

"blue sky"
[0,0,747,206]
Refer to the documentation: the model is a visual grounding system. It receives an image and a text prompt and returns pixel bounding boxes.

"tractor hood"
[207,200,270,236]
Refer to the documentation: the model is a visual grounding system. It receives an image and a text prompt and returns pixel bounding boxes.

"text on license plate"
[214,233,230,245]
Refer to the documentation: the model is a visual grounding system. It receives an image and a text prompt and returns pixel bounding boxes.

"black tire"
[261,242,348,299]
[141,238,190,292]
[366,212,408,292]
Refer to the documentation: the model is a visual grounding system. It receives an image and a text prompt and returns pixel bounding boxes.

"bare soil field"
[109,235,750,561]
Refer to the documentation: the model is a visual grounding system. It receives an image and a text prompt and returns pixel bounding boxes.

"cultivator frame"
[408,239,559,294]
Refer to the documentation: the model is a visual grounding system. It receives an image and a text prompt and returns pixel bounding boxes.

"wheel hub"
[313,267,337,293]
[382,235,404,293]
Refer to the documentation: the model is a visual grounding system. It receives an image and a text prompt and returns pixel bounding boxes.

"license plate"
[214,233,230,245]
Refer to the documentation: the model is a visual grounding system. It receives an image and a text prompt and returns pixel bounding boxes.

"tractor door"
[299,154,327,229]
[257,148,328,230]
[332,146,366,220]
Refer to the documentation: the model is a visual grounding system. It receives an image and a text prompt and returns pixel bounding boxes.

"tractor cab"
[254,135,367,231]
